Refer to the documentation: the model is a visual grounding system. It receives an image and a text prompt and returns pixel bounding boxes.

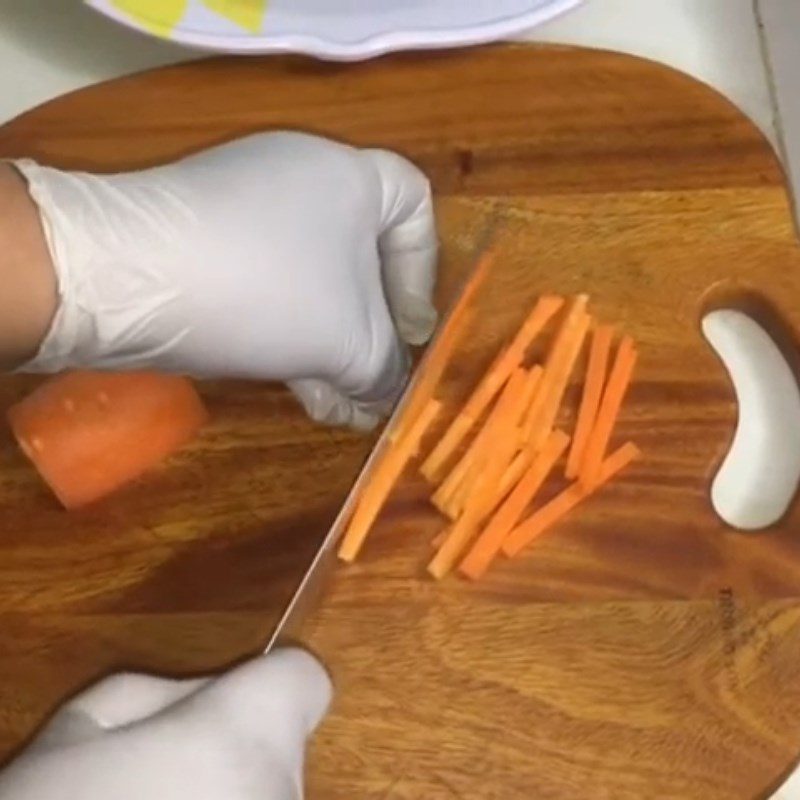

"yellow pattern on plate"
[203,0,268,33]
[111,0,189,36]
[111,0,267,36]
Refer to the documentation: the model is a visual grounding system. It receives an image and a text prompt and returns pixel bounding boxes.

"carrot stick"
[8,371,208,509]
[580,336,638,489]
[565,324,614,479]
[428,433,516,579]
[421,295,563,482]
[338,399,441,563]
[445,366,541,518]
[393,248,492,442]
[496,448,534,500]
[428,372,530,578]
[502,441,640,558]
[522,296,590,451]
[393,309,476,444]
[459,429,570,580]
[431,368,528,514]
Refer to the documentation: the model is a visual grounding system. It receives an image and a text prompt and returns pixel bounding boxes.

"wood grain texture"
[0,44,799,798]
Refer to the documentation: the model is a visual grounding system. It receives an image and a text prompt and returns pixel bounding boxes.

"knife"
[263,320,442,651]
[264,232,497,652]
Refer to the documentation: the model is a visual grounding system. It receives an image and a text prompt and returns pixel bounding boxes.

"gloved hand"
[0,648,331,800]
[14,132,438,429]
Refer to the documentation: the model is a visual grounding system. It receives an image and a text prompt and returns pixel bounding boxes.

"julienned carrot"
[428,431,516,579]
[445,366,542,518]
[392,309,475,444]
[502,441,640,558]
[338,399,441,563]
[565,324,614,479]
[421,295,563,482]
[432,529,447,549]
[431,368,527,514]
[497,448,534,500]
[522,295,590,449]
[393,250,493,441]
[459,429,570,580]
[428,371,531,578]
[580,336,638,489]
[528,311,589,452]
[8,371,208,509]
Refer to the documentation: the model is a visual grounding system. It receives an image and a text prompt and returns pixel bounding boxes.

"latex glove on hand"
[0,649,331,800]
[15,132,438,429]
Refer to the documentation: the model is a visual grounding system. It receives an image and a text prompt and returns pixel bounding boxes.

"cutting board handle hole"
[699,283,800,384]
[700,284,800,531]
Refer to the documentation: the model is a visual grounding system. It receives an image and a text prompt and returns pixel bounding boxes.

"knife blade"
[264,232,497,652]
[263,333,438,651]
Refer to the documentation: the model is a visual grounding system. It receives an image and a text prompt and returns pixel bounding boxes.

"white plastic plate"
[87,0,582,60]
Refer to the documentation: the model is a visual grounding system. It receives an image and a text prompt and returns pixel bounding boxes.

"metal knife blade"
[263,335,438,651]
[264,231,497,652]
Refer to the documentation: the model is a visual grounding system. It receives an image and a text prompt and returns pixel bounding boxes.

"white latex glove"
[0,648,331,800]
[14,132,438,429]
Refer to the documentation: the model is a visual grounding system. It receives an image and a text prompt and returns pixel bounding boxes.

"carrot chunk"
[8,370,208,509]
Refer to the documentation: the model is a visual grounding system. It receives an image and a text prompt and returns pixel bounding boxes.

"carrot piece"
[431,368,528,516]
[421,295,564,481]
[393,248,492,442]
[8,370,208,509]
[445,366,541,519]
[502,441,640,558]
[496,448,534,501]
[565,324,614,479]
[580,336,638,488]
[428,371,530,579]
[393,309,475,444]
[338,398,441,563]
[522,296,590,450]
[459,430,570,580]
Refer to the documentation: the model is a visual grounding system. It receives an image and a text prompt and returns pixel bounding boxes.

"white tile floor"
[759,0,800,223]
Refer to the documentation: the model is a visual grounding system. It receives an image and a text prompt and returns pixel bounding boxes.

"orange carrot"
[496,448,534,500]
[8,371,208,509]
[565,324,614,479]
[432,368,529,516]
[421,295,563,481]
[393,251,493,442]
[428,371,531,578]
[580,336,638,488]
[522,296,590,450]
[393,309,476,444]
[339,398,441,563]
[459,429,570,580]
[428,436,515,579]
[445,366,541,518]
[502,441,640,558]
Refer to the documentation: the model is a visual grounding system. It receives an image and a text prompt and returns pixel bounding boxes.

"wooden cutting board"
[1,44,799,799]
